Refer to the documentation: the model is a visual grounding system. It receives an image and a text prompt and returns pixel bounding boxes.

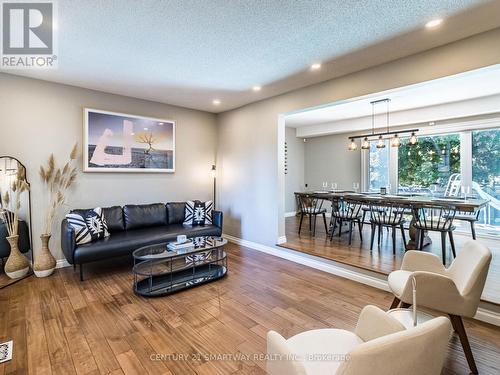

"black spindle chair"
[369,202,408,254]
[295,193,328,236]
[330,199,363,245]
[413,204,457,265]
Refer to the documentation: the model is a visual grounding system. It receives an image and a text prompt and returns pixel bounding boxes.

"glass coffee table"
[132,236,228,297]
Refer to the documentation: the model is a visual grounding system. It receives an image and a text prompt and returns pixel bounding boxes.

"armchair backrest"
[446,240,492,315]
[337,317,451,375]
[267,331,307,375]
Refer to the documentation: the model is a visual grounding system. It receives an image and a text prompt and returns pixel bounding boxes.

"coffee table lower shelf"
[134,264,227,297]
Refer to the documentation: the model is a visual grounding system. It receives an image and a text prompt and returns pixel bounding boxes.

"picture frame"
[83,108,175,173]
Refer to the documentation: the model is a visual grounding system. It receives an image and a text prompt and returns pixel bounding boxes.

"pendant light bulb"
[409,132,418,146]
[361,137,370,150]
[391,134,400,147]
[348,138,357,151]
[376,135,385,149]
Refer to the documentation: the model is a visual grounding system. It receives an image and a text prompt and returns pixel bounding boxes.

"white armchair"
[267,305,451,375]
[388,240,492,374]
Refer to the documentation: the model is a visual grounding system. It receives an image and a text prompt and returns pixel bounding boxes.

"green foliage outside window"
[398,134,460,188]
[472,129,500,187]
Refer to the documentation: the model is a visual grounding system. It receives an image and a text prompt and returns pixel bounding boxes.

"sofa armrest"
[213,210,223,229]
[61,219,76,264]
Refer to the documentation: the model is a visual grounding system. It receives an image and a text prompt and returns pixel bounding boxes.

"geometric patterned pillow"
[66,207,109,245]
[183,200,213,226]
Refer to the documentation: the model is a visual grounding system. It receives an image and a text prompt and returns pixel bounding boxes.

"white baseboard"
[475,307,500,326]
[277,236,287,245]
[223,233,500,326]
[56,259,71,269]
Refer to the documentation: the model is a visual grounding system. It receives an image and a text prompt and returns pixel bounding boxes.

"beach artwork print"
[84,109,175,172]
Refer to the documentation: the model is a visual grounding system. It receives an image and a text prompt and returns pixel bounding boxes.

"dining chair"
[388,241,492,374]
[330,198,363,245]
[412,204,457,265]
[267,305,451,375]
[369,202,407,254]
[295,193,328,236]
[447,209,480,240]
[443,174,481,239]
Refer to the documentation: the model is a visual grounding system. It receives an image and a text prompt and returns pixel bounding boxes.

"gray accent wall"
[304,133,361,192]
[284,127,304,213]
[0,73,217,261]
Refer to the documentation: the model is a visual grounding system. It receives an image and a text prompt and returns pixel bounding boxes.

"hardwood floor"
[281,216,500,304]
[0,243,499,374]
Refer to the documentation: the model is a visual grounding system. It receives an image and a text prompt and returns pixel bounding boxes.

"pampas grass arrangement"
[39,144,78,235]
[34,144,78,278]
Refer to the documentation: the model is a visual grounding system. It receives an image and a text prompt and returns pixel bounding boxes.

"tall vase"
[33,234,56,277]
[4,235,30,279]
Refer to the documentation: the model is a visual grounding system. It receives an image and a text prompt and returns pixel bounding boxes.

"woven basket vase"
[4,235,30,279]
[33,234,56,277]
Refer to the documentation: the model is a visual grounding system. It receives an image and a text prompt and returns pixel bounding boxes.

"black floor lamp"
[211,164,216,208]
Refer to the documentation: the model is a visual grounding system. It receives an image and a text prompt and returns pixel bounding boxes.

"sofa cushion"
[123,203,167,230]
[73,224,222,263]
[166,202,186,224]
[66,207,109,245]
[183,200,213,226]
[102,206,125,232]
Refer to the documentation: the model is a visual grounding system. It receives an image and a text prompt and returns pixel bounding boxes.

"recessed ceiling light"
[252,86,262,92]
[158,122,164,125]
[310,63,321,70]
[131,132,135,136]
[144,127,148,130]
[425,19,443,29]
[213,99,221,105]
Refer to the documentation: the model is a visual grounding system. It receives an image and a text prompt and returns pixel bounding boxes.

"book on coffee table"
[167,239,194,252]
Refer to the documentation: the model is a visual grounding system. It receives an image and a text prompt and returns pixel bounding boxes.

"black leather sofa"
[61,202,223,280]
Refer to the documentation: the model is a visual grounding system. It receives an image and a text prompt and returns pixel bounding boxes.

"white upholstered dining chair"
[267,305,451,375]
[388,240,492,374]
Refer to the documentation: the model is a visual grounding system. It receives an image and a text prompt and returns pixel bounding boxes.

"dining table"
[295,190,489,249]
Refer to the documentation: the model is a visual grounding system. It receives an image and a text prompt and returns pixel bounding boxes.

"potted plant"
[0,166,30,279]
[34,144,78,277]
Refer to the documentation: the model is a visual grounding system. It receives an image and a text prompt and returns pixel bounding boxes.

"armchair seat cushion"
[388,270,412,298]
[287,329,362,374]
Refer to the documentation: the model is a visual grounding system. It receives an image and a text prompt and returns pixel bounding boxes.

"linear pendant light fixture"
[347,98,419,151]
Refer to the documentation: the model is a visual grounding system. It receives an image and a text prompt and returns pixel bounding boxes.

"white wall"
[284,127,304,213]
[304,133,361,193]
[216,28,500,246]
[0,73,217,261]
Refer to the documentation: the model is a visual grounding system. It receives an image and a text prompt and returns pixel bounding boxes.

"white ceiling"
[3,0,500,113]
[285,65,500,127]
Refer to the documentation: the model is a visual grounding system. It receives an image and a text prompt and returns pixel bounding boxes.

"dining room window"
[398,133,461,195]
[472,128,500,234]
[363,124,499,237]
[368,139,389,191]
